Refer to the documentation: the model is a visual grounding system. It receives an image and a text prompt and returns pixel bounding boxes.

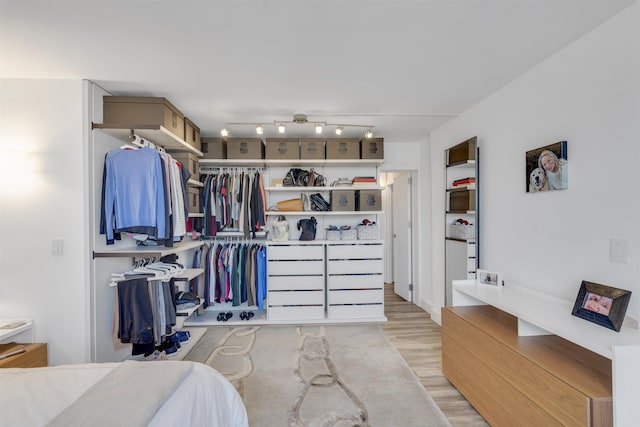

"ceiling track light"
[220,113,374,138]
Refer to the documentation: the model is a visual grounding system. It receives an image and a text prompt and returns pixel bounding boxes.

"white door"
[392,173,412,302]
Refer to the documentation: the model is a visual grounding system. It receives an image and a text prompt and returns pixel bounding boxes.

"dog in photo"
[529,167,549,192]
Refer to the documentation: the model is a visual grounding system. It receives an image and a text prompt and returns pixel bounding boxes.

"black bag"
[283,168,309,186]
[309,193,330,211]
[297,217,317,241]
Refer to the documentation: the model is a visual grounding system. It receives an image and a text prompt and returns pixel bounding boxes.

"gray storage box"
[300,138,325,160]
[186,187,200,214]
[184,117,201,151]
[103,96,185,140]
[172,152,199,181]
[331,190,355,211]
[265,138,300,160]
[361,138,384,160]
[201,137,227,159]
[356,190,382,211]
[227,138,265,159]
[326,138,360,160]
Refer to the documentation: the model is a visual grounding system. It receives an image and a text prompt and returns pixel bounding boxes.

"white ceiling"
[0,0,635,142]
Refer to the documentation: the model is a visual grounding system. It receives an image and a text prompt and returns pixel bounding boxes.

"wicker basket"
[357,224,378,240]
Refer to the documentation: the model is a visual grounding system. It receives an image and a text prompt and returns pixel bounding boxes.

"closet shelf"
[446,184,476,192]
[93,240,203,258]
[188,213,204,218]
[265,211,383,216]
[266,185,384,192]
[187,179,203,188]
[447,160,476,169]
[199,158,385,167]
[172,268,205,282]
[92,123,203,157]
[176,298,204,318]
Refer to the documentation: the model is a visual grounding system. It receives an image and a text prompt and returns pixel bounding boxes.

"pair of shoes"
[171,330,190,343]
[217,311,233,322]
[129,349,166,361]
[157,340,179,357]
[239,311,255,321]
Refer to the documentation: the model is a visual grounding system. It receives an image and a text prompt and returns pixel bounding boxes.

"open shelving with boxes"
[445,137,478,306]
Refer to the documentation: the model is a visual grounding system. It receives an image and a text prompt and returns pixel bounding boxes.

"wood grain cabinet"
[442,306,612,427]
[0,343,48,368]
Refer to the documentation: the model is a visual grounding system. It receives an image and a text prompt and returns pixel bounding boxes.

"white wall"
[380,142,421,171]
[0,78,90,365]
[427,3,639,323]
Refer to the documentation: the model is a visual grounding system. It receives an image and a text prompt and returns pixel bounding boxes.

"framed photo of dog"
[476,269,503,287]
[526,141,568,193]
[571,280,632,332]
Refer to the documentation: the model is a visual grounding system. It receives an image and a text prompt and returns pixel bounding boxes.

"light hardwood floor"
[382,284,489,427]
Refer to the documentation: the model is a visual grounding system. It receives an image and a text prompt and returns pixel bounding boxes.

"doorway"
[384,172,415,303]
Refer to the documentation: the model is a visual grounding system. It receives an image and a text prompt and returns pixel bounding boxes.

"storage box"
[326,138,360,160]
[448,189,476,212]
[265,138,300,160]
[447,136,477,166]
[361,138,384,159]
[331,190,355,211]
[186,187,200,214]
[356,190,382,211]
[449,223,476,239]
[300,138,325,160]
[184,117,201,151]
[357,224,378,240]
[326,230,340,240]
[172,152,199,181]
[340,229,357,240]
[226,138,265,159]
[103,96,185,140]
[201,137,227,159]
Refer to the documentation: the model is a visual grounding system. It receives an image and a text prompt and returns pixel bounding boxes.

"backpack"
[309,193,330,211]
[297,217,317,241]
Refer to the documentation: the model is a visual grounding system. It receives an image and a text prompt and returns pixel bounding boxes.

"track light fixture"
[219,113,374,138]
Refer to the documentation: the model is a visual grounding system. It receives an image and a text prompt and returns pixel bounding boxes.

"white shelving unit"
[92,123,203,156]
[0,319,33,344]
[93,239,203,259]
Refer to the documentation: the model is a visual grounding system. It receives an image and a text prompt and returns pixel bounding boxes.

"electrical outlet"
[51,238,64,256]
[610,239,628,264]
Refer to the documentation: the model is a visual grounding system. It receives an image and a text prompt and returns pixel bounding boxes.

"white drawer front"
[327,243,383,260]
[328,304,384,320]
[268,290,324,306]
[329,289,383,305]
[268,306,325,321]
[269,275,324,291]
[328,274,383,290]
[268,260,324,276]
[327,259,383,275]
[268,244,324,260]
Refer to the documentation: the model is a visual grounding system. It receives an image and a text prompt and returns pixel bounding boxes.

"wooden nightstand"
[0,343,47,368]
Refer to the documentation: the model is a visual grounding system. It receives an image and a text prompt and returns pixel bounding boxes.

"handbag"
[276,197,303,211]
[302,193,311,211]
[283,168,309,186]
[297,217,317,241]
[309,193,330,211]
[271,215,289,241]
[308,168,327,187]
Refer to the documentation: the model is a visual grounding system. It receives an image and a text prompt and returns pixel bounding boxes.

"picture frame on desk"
[476,269,503,287]
[571,280,631,332]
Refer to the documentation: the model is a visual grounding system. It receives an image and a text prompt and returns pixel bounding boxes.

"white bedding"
[0,361,248,427]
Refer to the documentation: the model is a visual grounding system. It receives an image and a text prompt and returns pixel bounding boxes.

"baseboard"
[420,298,442,325]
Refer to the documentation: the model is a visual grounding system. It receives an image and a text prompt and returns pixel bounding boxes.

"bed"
[0,360,248,427]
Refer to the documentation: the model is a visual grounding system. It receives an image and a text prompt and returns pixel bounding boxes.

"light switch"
[610,239,628,264]
[51,238,64,256]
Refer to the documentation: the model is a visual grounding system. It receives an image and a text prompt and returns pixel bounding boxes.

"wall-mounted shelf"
[266,185,383,192]
[265,211,383,216]
[187,179,203,187]
[92,123,203,157]
[93,239,203,258]
[199,158,384,167]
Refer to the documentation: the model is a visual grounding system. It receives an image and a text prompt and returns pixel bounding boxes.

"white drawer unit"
[267,242,326,321]
[326,242,385,320]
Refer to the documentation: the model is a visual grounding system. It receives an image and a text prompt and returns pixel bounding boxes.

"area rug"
[186,324,451,427]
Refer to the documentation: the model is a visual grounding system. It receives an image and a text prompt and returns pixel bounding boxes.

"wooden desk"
[0,343,47,368]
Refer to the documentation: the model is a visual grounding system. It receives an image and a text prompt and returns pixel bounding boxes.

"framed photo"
[526,141,568,193]
[571,281,632,332]
[476,269,503,287]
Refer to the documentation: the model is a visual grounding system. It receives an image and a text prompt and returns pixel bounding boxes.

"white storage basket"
[340,229,357,240]
[326,230,340,240]
[357,224,378,240]
[449,223,475,239]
